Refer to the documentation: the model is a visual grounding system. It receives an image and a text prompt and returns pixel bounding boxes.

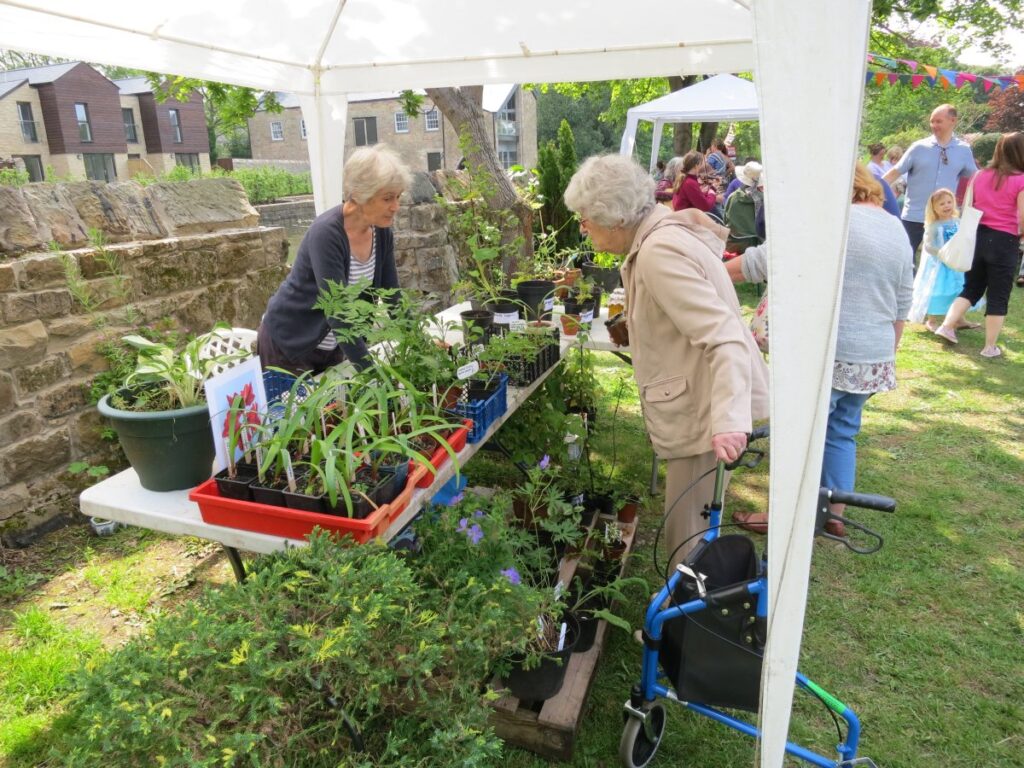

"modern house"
[247,85,537,173]
[0,62,210,182]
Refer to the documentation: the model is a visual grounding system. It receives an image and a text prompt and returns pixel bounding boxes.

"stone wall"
[255,197,315,236]
[0,178,288,544]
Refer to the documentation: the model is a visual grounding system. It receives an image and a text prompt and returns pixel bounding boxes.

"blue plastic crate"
[262,370,312,422]
[455,373,508,443]
[430,473,468,506]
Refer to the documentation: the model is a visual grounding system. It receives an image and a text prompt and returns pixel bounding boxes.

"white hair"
[564,155,657,228]
[344,145,413,204]
[663,155,685,185]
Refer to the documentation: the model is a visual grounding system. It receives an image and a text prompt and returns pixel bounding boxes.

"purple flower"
[473,509,485,518]
[538,455,550,470]
[501,567,521,586]
[447,492,464,507]
[457,518,484,545]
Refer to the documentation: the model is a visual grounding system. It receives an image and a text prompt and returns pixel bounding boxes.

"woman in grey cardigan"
[727,164,913,534]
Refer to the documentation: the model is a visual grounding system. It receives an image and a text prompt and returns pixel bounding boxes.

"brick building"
[0,62,210,182]
[247,85,537,173]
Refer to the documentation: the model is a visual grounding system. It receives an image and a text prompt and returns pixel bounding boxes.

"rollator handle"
[827,489,896,513]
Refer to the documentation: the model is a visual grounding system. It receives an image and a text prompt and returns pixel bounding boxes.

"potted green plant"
[581,250,623,294]
[97,324,245,491]
[567,572,648,653]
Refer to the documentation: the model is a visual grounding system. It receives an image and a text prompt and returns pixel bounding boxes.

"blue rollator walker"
[619,426,896,768]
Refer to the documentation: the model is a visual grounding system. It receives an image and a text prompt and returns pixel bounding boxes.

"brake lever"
[822,514,884,555]
[725,448,765,472]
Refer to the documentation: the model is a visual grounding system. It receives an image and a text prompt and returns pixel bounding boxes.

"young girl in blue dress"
[910,188,982,331]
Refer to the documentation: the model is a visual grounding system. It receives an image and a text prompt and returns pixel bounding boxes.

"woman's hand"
[712,432,748,463]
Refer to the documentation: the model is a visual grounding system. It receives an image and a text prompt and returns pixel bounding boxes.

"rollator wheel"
[618,702,666,768]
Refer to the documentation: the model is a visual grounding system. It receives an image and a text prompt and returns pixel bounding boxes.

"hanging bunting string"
[865,53,1021,91]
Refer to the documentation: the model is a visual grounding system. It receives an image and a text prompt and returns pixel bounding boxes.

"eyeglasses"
[939,146,948,165]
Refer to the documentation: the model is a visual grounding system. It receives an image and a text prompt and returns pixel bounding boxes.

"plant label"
[457,361,480,380]
[494,311,518,324]
[283,452,297,492]
[509,319,527,333]
[544,297,555,311]
[554,580,564,599]
[581,310,594,324]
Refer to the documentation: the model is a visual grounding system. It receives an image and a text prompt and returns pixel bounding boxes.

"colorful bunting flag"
[864,52,1021,93]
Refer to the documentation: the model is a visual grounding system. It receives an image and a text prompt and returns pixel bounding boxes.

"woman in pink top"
[936,132,1024,358]
[672,150,721,213]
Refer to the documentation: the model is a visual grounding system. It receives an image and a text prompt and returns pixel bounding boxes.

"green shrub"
[971,133,1002,168]
[46,531,546,767]
[231,166,313,204]
[0,167,30,187]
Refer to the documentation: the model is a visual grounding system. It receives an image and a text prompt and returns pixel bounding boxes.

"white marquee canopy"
[0,2,872,765]
[620,73,759,171]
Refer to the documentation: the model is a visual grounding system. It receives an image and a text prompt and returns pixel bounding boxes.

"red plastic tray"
[189,464,427,543]
[414,420,471,487]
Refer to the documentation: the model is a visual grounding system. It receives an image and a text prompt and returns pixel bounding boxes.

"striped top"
[317,228,377,351]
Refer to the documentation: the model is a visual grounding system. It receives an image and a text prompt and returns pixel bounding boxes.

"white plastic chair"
[200,327,258,376]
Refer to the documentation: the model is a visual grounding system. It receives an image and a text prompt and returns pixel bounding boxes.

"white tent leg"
[649,121,665,172]
[619,114,641,158]
[752,2,871,767]
[299,91,349,214]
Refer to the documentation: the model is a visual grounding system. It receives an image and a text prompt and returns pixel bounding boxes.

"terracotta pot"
[617,501,639,525]
[560,313,581,337]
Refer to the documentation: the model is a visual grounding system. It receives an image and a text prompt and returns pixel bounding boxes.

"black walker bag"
[659,534,765,711]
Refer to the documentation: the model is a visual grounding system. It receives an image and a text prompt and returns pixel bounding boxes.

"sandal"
[733,510,768,534]
[933,325,958,344]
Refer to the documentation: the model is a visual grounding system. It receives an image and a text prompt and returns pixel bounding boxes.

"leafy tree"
[984,74,1024,132]
[145,75,281,164]
[872,0,1023,60]
[535,120,581,250]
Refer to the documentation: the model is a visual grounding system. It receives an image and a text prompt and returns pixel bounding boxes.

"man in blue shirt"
[883,104,977,262]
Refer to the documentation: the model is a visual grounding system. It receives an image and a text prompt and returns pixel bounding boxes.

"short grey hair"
[663,155,685,184]
[344,145,413,204]
[564,155,657,228]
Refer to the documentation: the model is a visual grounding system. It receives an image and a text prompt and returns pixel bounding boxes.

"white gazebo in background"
[619,73,759,171]
[0,2,873,765]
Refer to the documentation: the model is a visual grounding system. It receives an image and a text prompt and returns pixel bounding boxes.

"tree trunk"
[426,86,532,273]
[668,75,699,156]
[698,121,719,152]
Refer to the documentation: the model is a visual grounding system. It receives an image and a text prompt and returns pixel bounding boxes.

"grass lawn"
[1,285,1021,767]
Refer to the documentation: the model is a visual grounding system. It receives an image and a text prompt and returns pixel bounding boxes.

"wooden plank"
[488,512,640,761]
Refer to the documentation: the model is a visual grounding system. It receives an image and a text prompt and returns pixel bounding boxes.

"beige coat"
[621,206,769,459]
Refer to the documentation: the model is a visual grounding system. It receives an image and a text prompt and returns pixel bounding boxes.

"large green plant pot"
[98,392,215,492]
[581,261,621,294]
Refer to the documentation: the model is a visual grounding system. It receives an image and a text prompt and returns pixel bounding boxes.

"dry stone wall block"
[0,264,18,292]
[21,183,90,249]
[15,356,69,395]
[146,178,259,236]
[0,186,42,254]
[18,253,67,291]
[0,412,43,449]
[0,428,71,478]
[0,320,48,369]
[0,483,30,522]
[37,380,89,420]
[65,180,167,242]
[0,372,16,413]
[1,289,73,323]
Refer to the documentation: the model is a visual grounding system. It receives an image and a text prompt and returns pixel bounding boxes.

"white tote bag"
[937,177,981,272]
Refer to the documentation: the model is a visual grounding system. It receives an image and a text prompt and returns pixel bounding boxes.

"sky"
[957,28,1024,69]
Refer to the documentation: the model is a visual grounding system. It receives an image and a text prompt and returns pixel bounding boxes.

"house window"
[17,155,44,181]
[17,102,38,143]
[498,93,517,123]
[426,152,442,171]
[176,153,201,173]
[353,116,378,146]
[300,119,307,140]
[394,111,409,133]
[168,109,183,143]
[83,153,116,182]
[270,121,284,141]
[498,148,518,170]
[74,103,92,143]
[424,108,439,131]
[122,108,139,143]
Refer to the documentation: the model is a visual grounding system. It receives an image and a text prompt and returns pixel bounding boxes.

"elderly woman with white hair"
[257,145,412,374]
[565,155,769,564]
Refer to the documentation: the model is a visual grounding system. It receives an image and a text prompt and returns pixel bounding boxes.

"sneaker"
[1017,276,1024,287]
[933,325,958,344]
[980,346,1002,358]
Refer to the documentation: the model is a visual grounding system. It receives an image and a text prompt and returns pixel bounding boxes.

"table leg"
[223,545,247,582]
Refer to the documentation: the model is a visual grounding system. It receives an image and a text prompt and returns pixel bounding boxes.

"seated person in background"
[257,145,412,375]
[724,162,765,253]
[673,151,722,214]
